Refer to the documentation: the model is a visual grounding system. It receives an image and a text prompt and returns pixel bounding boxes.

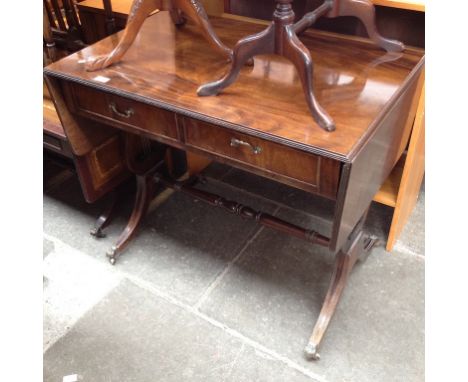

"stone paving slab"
[44,159,424,382]
[43,238,55,259]
[43,175,127,259]
[114,180,278,305]
[44,279,316,382]
[199,208,425,382]
[44,173,278,305]
[43,240,122,352]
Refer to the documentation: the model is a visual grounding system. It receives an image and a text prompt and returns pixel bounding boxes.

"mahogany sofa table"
[44,11,424,360]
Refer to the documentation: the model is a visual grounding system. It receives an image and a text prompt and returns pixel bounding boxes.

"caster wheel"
[304,343,320,361]
[90,227,106,238]
[106,246,117,265]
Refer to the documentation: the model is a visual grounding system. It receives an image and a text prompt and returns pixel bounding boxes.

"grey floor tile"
[43,238,55,259]
[44,173,277,305]
[200,208,424,382]
[43,240,122,352]
[43,176,131,262]
[44,160,424,381]
[44,280,316,382]
[115,180,278,305]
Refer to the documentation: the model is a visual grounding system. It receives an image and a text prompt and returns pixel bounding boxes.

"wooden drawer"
[184,119,340,199]
[69,83,178,140]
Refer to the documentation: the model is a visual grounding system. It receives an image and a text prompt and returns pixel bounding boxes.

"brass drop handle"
[109,102,134,118]
[230,138,262,155]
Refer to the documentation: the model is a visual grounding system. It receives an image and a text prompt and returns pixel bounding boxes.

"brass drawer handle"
[109,102,134,118]
[230,137,262,155]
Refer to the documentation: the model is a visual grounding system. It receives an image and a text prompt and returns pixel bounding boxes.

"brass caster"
[90,227,106,238]
[304,343,320,361]
[106,246,118,265]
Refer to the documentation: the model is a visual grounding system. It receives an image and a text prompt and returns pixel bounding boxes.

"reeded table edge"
[347,56,425,159]
[43,51,425,163]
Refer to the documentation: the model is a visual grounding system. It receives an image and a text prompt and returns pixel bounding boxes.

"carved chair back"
[43,2,58,65]
[43,0,116,53]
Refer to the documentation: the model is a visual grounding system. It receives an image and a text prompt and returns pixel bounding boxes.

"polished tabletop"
[44,12,424,162]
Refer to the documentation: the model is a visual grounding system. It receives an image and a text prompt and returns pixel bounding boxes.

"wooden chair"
[43,2,73,158]
[77,0,137,43]
[43,0,116,49]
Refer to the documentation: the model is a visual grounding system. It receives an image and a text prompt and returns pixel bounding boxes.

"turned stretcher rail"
[154,174,331,247]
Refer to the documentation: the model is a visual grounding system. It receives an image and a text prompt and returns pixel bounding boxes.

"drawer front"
[184,119,340,199]
[70,83,178,140]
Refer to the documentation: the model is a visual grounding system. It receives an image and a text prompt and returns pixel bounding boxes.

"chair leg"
[328,0,404,52]
[176,0,232,61]
[85,0,159,71]
[282,25,335,132]
[197,24,275,96]
[304,231,378,360]
[106,173,154,265]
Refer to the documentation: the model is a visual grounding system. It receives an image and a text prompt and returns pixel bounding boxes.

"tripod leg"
[176,0,232,61]
[283,26,335,132]
[329,0,404,52]
[197,24,275,96]
[85,0,159,71]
